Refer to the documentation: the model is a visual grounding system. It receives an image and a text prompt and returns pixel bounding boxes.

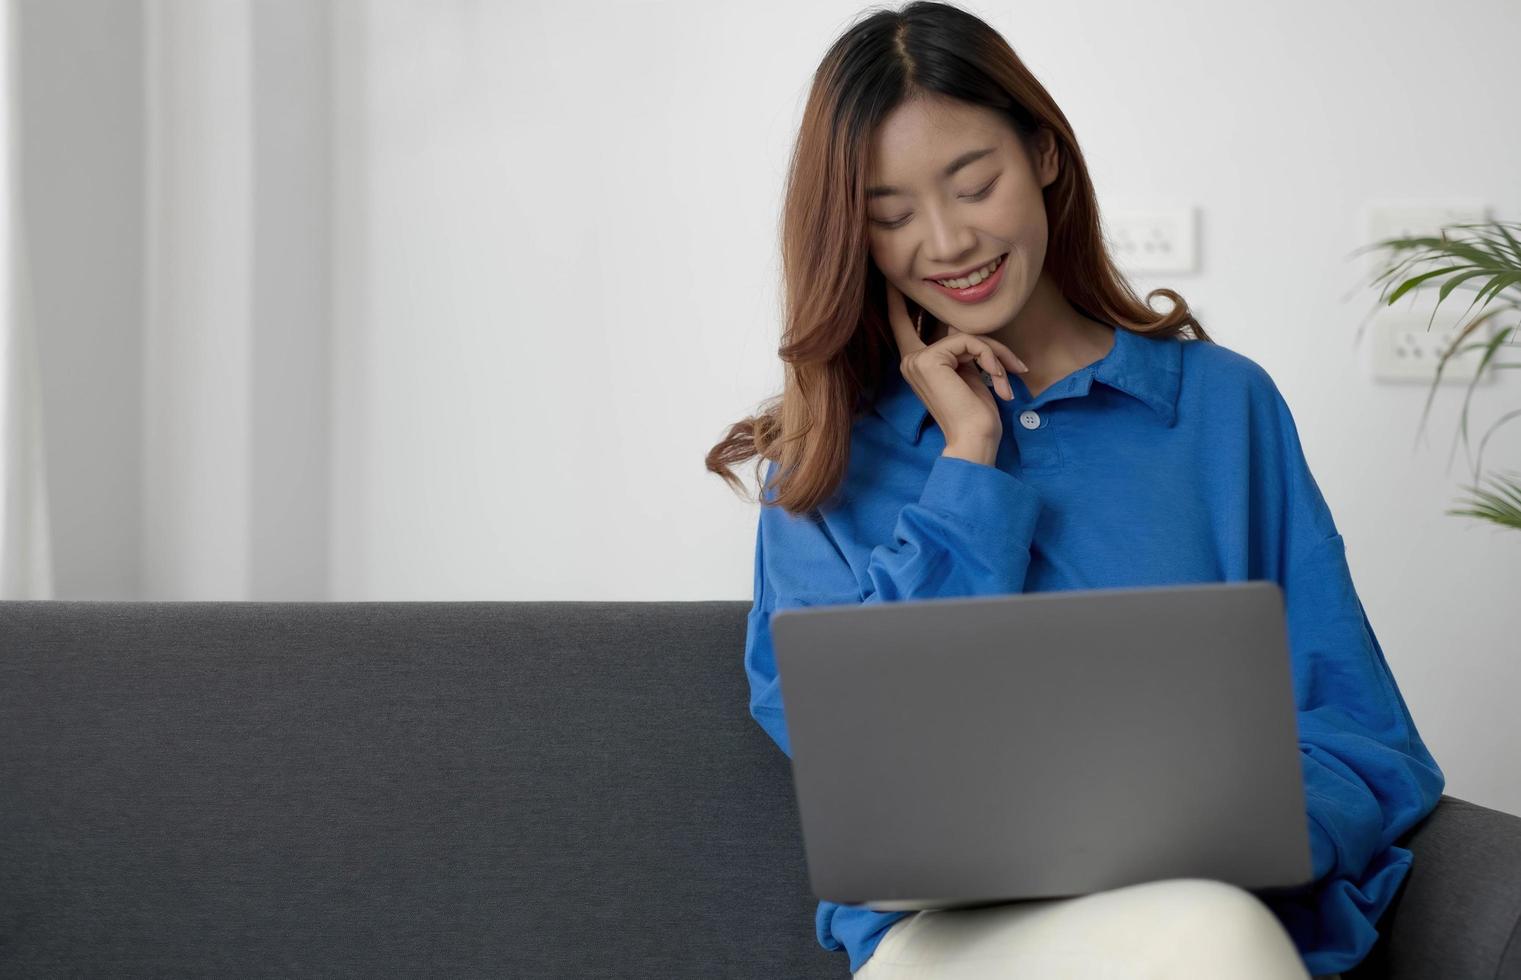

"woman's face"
[864,95,1059,342]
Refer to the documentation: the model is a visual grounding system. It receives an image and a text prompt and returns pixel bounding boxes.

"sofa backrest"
[0,600,841,978]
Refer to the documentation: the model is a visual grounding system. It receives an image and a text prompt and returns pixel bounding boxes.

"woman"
[705,3,1445,977]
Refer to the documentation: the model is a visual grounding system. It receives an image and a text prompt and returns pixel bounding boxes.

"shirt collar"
[872,325,1184,445]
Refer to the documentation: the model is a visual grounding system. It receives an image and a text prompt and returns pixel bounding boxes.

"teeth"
[934,254,1004,289]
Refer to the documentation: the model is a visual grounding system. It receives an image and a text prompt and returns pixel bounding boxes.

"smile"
[925,252,1009,303]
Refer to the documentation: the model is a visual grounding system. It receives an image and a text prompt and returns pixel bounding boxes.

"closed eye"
[871,177,1000,230]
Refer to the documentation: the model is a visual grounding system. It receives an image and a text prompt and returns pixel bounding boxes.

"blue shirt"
[743,324,1445,976]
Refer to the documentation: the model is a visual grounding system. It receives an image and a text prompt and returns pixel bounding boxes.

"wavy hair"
[706,1,1212,517]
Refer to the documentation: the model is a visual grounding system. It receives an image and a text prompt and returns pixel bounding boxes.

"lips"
[925,252,1008,285]
[924,251,1010,303]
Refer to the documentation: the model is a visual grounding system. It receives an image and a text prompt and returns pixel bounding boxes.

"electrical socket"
[1105,207,1198,275]
[1368,311,1503,384]
[1360,202,1489,279]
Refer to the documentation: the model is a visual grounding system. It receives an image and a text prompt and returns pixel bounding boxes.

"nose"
[921,210,984,269]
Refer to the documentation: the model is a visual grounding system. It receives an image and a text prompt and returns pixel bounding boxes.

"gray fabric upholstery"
[1342,796,1521,980]
[1,600,1517,979]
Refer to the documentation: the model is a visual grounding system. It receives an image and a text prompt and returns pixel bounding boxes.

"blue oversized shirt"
[743,324,1445,976]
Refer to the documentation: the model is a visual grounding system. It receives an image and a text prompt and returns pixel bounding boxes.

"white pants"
[852,878,1339,980]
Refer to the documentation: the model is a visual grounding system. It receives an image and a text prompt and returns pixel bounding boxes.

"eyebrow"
[865,147,997,199]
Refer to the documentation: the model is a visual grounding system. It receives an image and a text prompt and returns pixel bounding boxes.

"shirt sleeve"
[1263,377,1446,883]
[744,454,1044,758]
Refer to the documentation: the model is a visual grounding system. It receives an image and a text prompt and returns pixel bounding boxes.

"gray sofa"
[2,599,1519,979]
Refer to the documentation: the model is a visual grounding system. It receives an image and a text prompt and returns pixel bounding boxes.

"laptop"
[770,580,1313,912]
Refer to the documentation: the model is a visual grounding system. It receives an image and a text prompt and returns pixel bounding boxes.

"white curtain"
[0,0,54,600]
[6,0,332,600]
[141,0,331,599]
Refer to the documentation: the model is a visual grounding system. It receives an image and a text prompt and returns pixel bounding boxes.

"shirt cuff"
[917,453,1042,546]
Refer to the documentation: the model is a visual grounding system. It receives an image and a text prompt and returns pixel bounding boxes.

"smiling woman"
[862,95,1104,366]
[704,4,1210,517]
[705,2,1442,979]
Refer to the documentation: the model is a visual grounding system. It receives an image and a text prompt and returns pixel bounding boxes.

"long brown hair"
[706,1,1212,517]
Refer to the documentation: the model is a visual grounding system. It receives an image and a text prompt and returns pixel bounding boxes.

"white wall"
[327,0,1521,811]
[21,0,1521,814]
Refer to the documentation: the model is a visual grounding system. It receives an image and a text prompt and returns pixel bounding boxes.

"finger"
[885,281,926,355]
[976,349,1015,400]
[956,360,998,405]
[963,342,1014,400]
[939,327,1026,377]
[941,335,1012,401]
[972,333,1029,375]
[935,319,1026,375]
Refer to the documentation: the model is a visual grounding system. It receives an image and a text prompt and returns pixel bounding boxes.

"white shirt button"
[1019,410,1041,430]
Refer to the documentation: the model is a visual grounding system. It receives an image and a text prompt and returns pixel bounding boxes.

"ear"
[1033,127,1060,188]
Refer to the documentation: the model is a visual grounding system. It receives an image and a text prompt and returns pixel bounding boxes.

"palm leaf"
[1445,469,1521,531]
[1357,220,1521,534]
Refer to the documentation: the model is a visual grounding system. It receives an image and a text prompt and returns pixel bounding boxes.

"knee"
[1138,878,1281,935]
[1139,879,1304,974]
[1137,877,1268,915]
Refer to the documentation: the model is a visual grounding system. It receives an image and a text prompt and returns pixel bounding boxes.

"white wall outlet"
[1369,310,1503,384]
[1105,207,1198,275]
[1359,202,1490,279]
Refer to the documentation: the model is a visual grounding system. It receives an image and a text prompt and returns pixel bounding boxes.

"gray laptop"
[770,580,1313,912]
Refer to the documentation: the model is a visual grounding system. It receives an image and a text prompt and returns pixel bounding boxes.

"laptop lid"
[771,580,1313,911]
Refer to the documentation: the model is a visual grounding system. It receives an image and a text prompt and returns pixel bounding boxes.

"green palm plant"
[1350,219,1521,532]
